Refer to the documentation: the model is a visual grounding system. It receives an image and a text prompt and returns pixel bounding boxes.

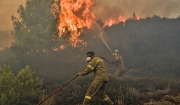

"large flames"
[103,15,141,28]
[57,0,142,49]
[57,0,95,47]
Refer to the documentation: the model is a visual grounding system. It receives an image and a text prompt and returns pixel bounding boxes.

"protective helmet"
[86,51,95,55]
[115,49,119,53]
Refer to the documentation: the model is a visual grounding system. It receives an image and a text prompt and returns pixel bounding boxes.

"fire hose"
[99,57,114,64]
[37,75,79,105]
[37,57,113,105]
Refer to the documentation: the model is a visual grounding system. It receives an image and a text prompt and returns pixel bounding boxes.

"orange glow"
[103,16,128,28]
[57,0,143,49]
[53,48,59,51]
[103,15,142,28]
[60,45,65,50]
[57,0,95,47]
[136,16,140,20]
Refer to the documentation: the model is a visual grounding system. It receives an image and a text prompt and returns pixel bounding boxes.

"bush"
[0,65,44,105]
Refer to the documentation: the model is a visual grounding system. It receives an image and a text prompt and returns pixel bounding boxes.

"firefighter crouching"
[112,49,125,78]
[78,51,114,105]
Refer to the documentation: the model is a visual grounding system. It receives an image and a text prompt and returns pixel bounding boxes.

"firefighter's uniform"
[113,52,125,77]
[80,56,114,105]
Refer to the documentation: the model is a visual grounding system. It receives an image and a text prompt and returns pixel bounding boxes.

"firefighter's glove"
[77,72,82,76]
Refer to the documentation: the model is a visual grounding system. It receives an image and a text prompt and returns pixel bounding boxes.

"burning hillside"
[57,0,142,49]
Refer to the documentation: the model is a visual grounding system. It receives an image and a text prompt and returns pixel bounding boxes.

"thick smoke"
[0,0,25,49]
[1,0,180,31]
[0,0,180,49]
[0,30,14,49]
[0,0,26,30]
[92,0,180,22]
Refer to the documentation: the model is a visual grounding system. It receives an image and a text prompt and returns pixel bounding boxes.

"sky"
[0,0,25,49]
[92,0,180,22]
[0,0,26,31]
[0,0,180,49]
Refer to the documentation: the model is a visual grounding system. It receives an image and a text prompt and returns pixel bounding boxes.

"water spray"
[100,30,113,54]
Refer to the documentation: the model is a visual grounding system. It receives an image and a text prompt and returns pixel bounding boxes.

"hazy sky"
[0,0,180,31]
[92,0,180,22]
[0,0,26,31]
[0,0,180,49]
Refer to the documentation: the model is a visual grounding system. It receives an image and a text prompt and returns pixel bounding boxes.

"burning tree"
[57,0,95,48]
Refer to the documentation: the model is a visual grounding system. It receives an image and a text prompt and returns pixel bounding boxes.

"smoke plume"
[0,30,14,49]
[92,0,180,22]
[0,0,26,30]
[0,0,180,49]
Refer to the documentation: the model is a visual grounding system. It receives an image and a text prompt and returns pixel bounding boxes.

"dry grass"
[40,91,55,105]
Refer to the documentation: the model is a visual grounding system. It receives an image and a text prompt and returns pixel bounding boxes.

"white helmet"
[115,49,119,53]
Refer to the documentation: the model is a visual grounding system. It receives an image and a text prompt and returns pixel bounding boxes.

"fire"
[60,45,65,50]
[57,0,95,47]
[103,15,142,28]
[103,16,128,28]
[56,0,143,49]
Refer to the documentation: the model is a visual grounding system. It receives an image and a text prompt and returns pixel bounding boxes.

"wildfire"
[103,15,142,28]
[57,0,95,47]
[56,0,143,49]
[60,45,65,50]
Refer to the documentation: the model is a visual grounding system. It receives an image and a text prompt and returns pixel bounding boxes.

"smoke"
[92,0,180,22]
[1,0,180,31]
[0,0,180,49]
[0,30,14,49]
[0,0,26,30]
[0,0,25,49]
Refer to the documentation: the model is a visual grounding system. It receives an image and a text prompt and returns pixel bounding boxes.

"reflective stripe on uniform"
[103,97,109,101]
[87,65,94,70]
[85,96,91,100]
[96,59,103,63]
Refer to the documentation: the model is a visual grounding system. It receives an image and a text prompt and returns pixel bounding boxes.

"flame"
[57,0,143,49]
[60,45,65,50]
[136,16,140,20]
[103,15,142,28]
[57,0,95,47]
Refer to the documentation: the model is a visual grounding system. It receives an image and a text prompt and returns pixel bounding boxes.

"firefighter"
[78,51,114,105]
[112,49,125,78]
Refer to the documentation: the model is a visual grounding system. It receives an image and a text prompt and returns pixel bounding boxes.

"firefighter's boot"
[82,98,90,105]
[104,99,114,105]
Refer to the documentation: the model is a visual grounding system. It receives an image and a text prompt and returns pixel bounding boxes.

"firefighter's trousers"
[82,81,113,105]
[114,68,125,77]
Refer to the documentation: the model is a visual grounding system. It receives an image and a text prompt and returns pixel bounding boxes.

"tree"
[10,0,61,68]
[11,0,60,55]
[0,65,44,105]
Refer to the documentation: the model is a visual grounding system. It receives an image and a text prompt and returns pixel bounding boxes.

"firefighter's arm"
[80,67,93,76]
[113,56,119,63]
[80,59,98,76]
